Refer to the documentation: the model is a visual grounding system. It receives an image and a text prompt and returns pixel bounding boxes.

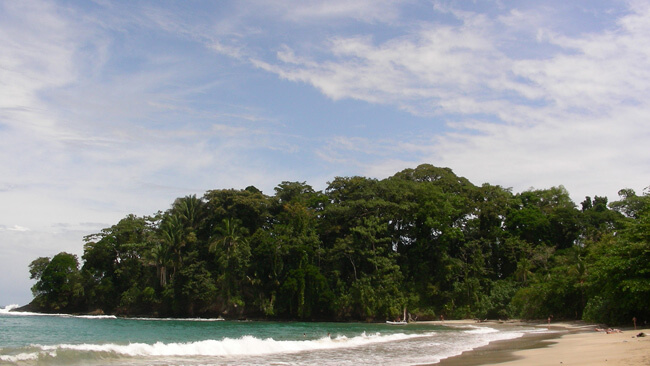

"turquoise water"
[0,305,539,365]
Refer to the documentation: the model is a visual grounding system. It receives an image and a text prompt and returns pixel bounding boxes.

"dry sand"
[433,321,650,366]
[498,327,650,366]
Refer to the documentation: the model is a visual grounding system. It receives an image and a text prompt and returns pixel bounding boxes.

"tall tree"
[209,218,251,309]
[584,190,650,324]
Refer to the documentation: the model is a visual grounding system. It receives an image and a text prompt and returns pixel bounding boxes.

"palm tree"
[172,195,204,232]
[515,257,533,284]
[149,242,172,287]
[160,214,185,277]
[209,218,251,303]
[209,218,246,254]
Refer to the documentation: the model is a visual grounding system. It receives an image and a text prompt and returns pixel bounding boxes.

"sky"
[1,0,649,306]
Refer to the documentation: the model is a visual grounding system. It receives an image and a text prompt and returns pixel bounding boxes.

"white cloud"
[253,21,531,117]
[513,8,650,113]
[0,225,30,232]
[250,2,650,201]
[0,1,78,136]
[252,2,649,118]
[239,0,406,24]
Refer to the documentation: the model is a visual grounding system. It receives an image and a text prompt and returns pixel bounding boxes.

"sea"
[0,305,548,366]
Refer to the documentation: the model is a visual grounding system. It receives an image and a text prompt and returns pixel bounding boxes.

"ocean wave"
[123,316,226,322]
[525,327,563,334]
[462,326,499,334]
[0,304,117,319]
[0,351,41,363]
[7,332,435,361]
[1,305,230,322]
[0,304,20,313]
[72,314,118,319]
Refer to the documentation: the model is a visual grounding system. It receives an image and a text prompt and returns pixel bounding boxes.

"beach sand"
[435,321,650,366]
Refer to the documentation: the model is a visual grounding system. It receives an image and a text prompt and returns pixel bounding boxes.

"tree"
[580,195,624,245]
[609,188,648,218]
[29,257,50,294]
[149,242,172,288]
[30,252,83,312]
[203,188,269,235]
[169,252,217,316]
[584,191,650,324]
[160,214,188,277]
[24,164,650,322]
[81,214,155,313]
[507,187,578,247]
[209,218,251,309]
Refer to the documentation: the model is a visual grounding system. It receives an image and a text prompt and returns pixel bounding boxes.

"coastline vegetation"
[26,164,650,325]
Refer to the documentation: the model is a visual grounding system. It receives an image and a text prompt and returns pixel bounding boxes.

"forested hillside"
[27,164,650,325]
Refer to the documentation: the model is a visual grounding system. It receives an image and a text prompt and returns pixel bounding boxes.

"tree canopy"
[28,164,650,325]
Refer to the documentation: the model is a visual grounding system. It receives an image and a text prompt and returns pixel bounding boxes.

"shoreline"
[4,309,649,365]
[432,320,650,366]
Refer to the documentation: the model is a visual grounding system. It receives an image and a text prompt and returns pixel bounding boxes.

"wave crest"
[0,305,117,319]
[463,326,499,334]
[14,332,434,360]
[0,304,20,313]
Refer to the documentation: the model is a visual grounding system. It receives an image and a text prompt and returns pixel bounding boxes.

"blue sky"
[1,0,649,306]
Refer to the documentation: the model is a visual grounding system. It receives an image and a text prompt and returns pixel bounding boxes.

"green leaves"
[584,218,650,324]
[29,252,83,312]
[25,167,650,324]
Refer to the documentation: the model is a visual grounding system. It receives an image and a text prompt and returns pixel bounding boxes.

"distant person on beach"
[633,316,637,330]
[440,315,444,322]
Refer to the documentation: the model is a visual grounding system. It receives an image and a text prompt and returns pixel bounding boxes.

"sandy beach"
[435,321,650,366]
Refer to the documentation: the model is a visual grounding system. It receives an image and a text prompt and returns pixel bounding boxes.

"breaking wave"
[1,305,226,321]
[1,304,117,319]
[0,332,434,363]
[463,326,500,334]
[0,304,20,313]
[0,307,117,320]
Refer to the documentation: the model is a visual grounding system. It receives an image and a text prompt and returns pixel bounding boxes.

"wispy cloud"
[249,2,650,200]
[270,0,406,23]
[253,22,532,116]
[0,225,30,232]
[0,0,302,248]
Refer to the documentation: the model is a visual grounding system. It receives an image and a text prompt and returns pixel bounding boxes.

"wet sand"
[432,321,650,366]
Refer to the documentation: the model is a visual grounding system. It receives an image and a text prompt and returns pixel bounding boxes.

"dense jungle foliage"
[27,164,650,325]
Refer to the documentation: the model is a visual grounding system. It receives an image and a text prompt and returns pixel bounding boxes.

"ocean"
[0,305,545,365]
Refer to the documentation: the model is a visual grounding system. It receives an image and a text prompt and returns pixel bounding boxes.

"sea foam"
[0,304,20,313]
[30,332,434,359]
[0,304,117,319]
[463,326,499,334]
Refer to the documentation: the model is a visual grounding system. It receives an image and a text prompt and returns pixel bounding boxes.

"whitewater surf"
[0,305,549,365]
